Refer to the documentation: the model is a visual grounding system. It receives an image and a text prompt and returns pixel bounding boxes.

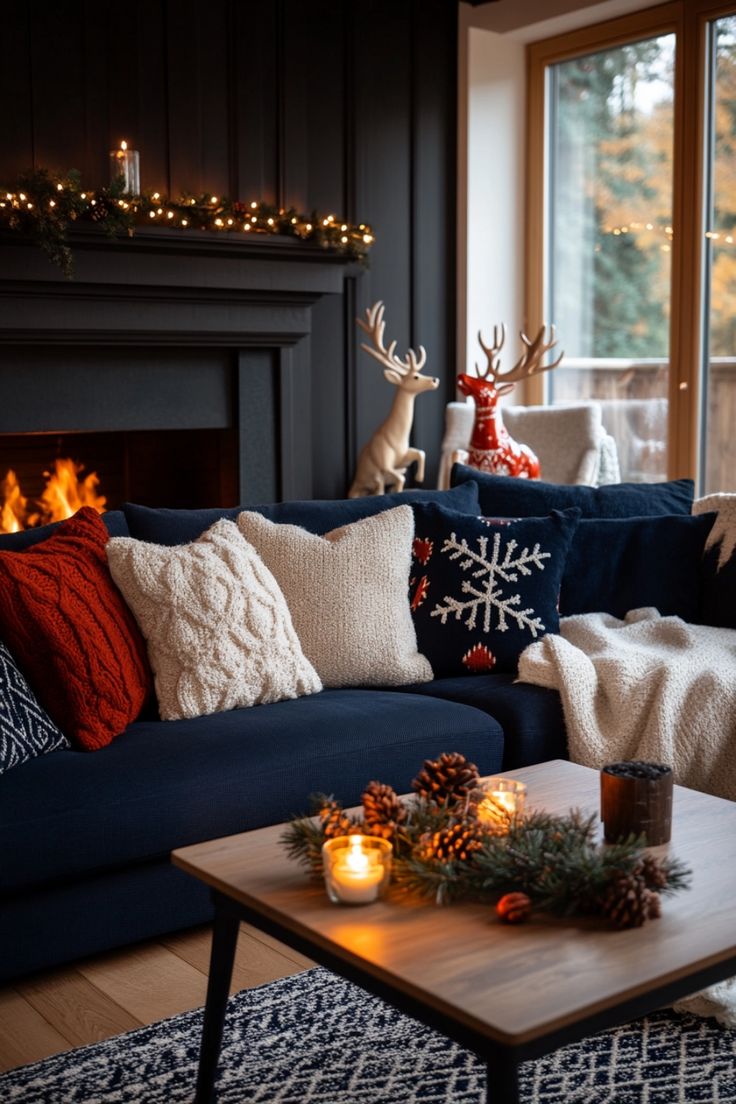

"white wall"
[459,17,527,390]
[458,0,653,399]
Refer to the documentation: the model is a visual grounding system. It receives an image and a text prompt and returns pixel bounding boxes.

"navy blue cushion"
[698,506,736,629]
[0,639,69,775]
[701,545,736,628]
[560,513,716,621]
[123,483,481,546]
[402,675,566,770]
[0,688,502,895]
[0,510,128,550]
[451,463,694,519]
[410,503,580,676]
[0,861,211,983]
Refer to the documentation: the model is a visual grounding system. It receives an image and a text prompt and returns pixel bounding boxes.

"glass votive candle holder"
[476,778,526,834]
[322,835,392,905]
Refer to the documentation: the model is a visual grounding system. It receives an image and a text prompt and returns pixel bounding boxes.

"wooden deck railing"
[550,357,736,491]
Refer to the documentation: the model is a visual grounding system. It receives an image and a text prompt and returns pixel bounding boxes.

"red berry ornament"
[496,892,532,924]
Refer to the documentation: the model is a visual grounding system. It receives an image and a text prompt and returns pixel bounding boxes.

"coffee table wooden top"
[172,760,736,1047]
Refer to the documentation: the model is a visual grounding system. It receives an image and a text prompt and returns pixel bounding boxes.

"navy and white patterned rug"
[1,967,735,1103]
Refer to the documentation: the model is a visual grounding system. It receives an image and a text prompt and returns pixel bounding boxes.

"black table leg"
[194,900,240,1104]
[486,1048,520,1104]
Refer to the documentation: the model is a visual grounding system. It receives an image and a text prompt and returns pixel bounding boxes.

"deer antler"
[476,324,564,388]
[498,325,564,385]
[357,301,427,377]
[476,323,506,379]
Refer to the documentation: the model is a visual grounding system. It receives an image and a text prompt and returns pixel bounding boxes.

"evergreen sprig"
[280,793,336,878]
[0,167,374,277]
[280,778,692,926]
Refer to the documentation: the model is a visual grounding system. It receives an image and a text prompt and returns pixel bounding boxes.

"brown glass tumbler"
[600,761,673,845]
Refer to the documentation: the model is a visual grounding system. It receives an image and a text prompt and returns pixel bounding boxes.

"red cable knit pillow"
[0,507,152,750]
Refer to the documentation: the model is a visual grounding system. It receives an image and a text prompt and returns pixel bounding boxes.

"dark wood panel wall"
[0,0,458,498]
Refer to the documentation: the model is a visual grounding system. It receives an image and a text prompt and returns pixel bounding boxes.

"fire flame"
[0,459,107,533]
[0,470,27,534]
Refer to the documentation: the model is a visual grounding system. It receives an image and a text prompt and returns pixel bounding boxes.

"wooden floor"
[0,923,312,1073]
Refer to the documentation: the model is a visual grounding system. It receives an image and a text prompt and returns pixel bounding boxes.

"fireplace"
[0,226,359,528]
[0,428,239,533]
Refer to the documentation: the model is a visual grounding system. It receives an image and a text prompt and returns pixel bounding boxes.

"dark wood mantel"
[0,229,361,347]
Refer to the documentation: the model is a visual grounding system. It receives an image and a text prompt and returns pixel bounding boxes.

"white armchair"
[437,401,620,490]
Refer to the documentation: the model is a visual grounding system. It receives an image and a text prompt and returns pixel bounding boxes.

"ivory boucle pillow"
[106,519,322,721]
[237,505,433,688]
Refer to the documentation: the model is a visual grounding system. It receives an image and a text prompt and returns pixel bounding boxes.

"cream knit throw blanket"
[518,606,736,1026]
[518,607,736,801]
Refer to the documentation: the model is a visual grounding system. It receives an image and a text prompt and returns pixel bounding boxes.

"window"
[702,14,736,492]
[528,3,736,488]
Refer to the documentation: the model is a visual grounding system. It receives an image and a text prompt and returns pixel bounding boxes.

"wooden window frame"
[525,0,736,481]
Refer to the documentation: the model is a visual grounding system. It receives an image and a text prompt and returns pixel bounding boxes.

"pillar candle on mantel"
[110,140,140,196]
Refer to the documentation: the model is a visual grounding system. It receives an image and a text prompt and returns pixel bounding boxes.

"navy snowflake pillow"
[0,638,69,775]
[410,504,580,676]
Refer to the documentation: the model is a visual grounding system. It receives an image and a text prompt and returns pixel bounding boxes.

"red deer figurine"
[455,324,564,479]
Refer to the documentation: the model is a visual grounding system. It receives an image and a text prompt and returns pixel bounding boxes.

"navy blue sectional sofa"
[0,482,567,983]
[2,464,710,983]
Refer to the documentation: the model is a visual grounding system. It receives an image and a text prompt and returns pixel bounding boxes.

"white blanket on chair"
[517,607,736,802]
[518,607,736,1026]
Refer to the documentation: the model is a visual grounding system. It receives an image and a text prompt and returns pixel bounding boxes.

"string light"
[602,220,735,247]
[0,167,375,275]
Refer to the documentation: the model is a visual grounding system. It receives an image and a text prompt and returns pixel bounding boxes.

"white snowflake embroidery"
[430,530,551,636]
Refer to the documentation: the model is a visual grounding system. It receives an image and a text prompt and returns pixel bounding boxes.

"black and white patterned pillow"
[0,639,69,775]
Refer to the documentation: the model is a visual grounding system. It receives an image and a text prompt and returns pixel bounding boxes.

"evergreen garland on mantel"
[281,754,692,930]
[0,167,374,277]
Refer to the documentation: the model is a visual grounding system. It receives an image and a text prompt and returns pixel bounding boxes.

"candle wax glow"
[477,788,521,830]
[332,837,383,904]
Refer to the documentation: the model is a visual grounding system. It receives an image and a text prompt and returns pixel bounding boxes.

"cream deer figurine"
[348,301,440,498]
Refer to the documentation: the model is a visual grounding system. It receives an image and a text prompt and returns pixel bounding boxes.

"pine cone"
[647,892,662,920]
[600,873,657,929]
[319,800,354,840]
[636,854,668,890]
[362,781,407,840]
[412,752,480,808]
[89,198,107,222]
[423,821,484,863]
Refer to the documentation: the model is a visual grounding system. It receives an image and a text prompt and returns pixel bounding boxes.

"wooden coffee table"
[172,759,736,1104]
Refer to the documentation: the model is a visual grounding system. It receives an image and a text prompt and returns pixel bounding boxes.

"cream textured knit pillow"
[237,505,433,688]
[106,519,322,721]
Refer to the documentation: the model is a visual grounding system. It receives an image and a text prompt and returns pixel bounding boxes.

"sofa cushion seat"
[0,689,503,896]
[402,674,566,770]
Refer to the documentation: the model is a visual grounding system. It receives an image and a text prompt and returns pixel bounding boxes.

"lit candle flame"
[120,140,128,151]
[345,837,371,874]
